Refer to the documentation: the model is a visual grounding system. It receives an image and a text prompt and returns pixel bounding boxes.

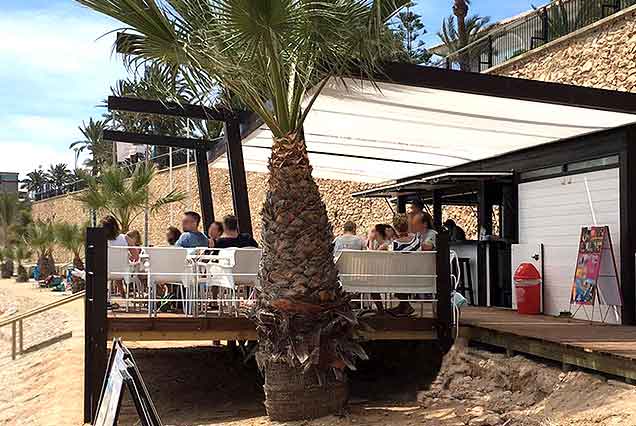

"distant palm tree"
[46,163,74,193]
[0,193,21,247]
[70,118,114,174]
[75,162,185,233]
[74,0,401,419]
[438,12,491,70]
[13,244,32,282]
[56,222,86,269]
[25,220,57,279]
[21,168,48,196]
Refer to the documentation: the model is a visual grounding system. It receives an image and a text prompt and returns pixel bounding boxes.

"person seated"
[389,214,422,317]
[126,230,142,262]
[212,215,258,248]
[333,221,365,256]
[175,211,209,248]
[444,219,466,242]
[413,212,437,251]
[367,224,391,251]
[207,221,224,247]
[166,226,181,246]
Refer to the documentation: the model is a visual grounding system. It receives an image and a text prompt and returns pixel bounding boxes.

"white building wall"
[518,168,621,322]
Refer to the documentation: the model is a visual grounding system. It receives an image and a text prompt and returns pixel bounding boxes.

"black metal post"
[620,131,636,325]
[195,149,215,232]
[84,228,108,424]
[477,180,493,238]
[432,190,443,231]
[397,196,407,214]
[224,119,253,236]
[435,232,452,351]
[487,35,494,69]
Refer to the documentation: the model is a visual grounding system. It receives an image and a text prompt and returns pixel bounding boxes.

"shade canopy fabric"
[212,75,636,184]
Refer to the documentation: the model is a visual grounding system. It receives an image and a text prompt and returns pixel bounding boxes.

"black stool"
[456,257,475,305]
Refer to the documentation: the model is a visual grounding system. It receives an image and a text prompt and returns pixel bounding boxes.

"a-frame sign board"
[94,339,163,426]
[570,226,622,323]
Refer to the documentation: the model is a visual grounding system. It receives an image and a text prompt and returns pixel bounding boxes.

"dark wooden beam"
[375,63,636,115]
[620,129,636,325]
[397,196,407,214]
[84,228,108,424]
[435,231,452,351]
[103,130,223,153]
[195,150,215,232]
[107,96,231,122]
[432,190,443,230]
[224,119,253,236]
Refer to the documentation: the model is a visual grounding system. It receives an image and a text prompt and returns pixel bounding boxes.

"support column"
[224,118,253,236]
[84,228,107,424]
[620,135,636,325]
[477,181,493,238]
[501,180,518,242]
[195,149,214,232]
[432,190,443,230]
[397,196,407,214]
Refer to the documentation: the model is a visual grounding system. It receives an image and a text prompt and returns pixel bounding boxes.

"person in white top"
[101,215,127,306]
[333,221,366,257]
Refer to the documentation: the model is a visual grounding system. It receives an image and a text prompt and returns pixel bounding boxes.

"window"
[520,165,563,181]
[566,155,619,173]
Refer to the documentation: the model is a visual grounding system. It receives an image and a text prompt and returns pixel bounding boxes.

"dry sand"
[1,278,636,426]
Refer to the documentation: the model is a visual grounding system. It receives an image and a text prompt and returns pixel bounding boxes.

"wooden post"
[620,137,636,325]
[432,190,443,230]
[18,319,23,354]
[11,322,16,360]
[397,196,407,214]
[84,228,108,424]
[436,232,452,352]
[195,149,215,233]
[224,118,253,236]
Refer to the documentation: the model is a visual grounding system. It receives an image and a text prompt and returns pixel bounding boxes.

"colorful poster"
[570,227,606,305]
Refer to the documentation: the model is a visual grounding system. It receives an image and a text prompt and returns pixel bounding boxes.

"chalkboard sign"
[94,339,163,426]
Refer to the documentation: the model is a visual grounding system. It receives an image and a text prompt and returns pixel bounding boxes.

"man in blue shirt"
[175,211,209,248]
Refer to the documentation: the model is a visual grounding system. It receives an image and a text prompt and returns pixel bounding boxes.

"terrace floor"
[108,306,636,381]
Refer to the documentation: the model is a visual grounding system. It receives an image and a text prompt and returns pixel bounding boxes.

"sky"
[0,0,541,179]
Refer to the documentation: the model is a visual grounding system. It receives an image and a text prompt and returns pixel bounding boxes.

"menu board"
[570,226,621,308]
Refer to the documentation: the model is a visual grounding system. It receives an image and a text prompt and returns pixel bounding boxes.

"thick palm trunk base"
[263,361,347,421]
[254,132,365,421]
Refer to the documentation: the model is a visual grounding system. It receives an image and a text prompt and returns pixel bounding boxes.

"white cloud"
[1,142,76,179]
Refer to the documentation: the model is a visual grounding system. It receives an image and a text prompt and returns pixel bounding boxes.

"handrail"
[0,290,85,328]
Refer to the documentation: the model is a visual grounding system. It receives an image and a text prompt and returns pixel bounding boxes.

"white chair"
[336,250,437,294]
[143,247,189,316]
[107,246,139,311]
[202,248,262,315]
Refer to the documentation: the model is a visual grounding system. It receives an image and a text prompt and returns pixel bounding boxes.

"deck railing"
[0,290,85,360]
[446,0,636,72]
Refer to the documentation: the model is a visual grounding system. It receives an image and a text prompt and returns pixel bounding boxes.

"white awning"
[212,77,636,183]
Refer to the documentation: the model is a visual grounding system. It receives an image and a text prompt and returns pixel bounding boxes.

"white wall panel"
[518,168,620,322]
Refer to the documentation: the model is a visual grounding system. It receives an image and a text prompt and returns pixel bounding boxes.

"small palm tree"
[56,222,86,270]
[46,163,74,193]
[13,244,32,282]
[438,13,491,70]
[70,118,114,174]
[74,0,406,419]
[25,220,57,279]
[75,161,185,233]
[21,168,48,196]
[0,247,14,279]
[0,193,19,247]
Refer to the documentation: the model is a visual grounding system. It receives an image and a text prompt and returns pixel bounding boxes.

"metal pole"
[169,146,174,224]
[18,319,23,354]
[144,145,150,244]
[11,322,16,360]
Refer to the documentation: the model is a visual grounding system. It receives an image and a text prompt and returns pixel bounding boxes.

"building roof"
[211,64,636,184]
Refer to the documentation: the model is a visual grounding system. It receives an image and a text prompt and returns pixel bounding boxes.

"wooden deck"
[107,312,438,341]
[460,307,636,381]
[108,306,636,381]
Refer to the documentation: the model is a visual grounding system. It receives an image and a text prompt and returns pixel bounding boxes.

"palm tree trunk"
[453,0,470,71]
[254,131,357,421]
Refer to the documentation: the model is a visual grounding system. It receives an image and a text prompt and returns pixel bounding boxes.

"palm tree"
[46,163,74,193]
[75,162,185,234]
[13,244,32,282]
[70,118,114,174]
[75,0,405,419]
[438,13,491,70]
[0,247,14,279]
[25,220,57,279]
[56,222,86,270]
[0,193,20,247]
[21,168,48,196]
